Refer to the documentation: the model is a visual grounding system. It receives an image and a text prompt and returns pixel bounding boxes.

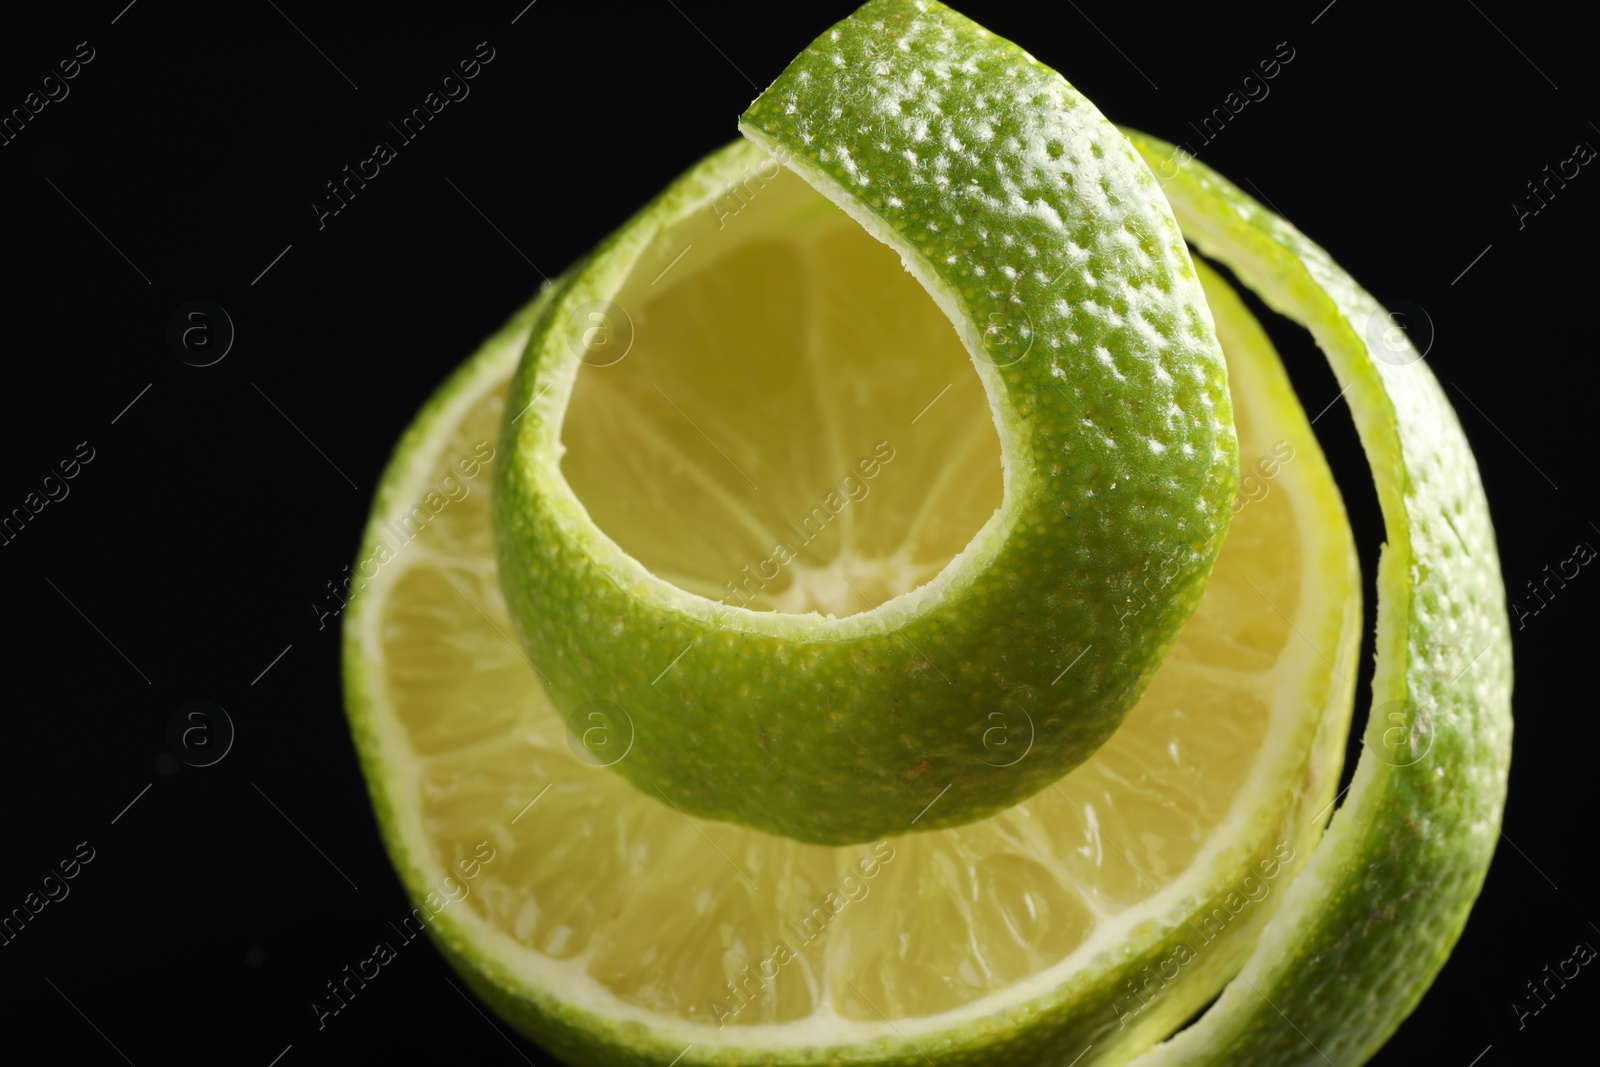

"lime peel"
[495,0,1239,845]
[1121,132,1513,1067]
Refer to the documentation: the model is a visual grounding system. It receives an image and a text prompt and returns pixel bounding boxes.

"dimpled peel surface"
[1121,132,1512,1067]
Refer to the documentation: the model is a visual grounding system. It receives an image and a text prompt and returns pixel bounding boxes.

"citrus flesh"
[559,157,1004,617]
[342,248,1358,1064]
[494,0,1240,845]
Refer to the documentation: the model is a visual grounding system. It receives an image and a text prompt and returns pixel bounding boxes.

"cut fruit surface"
[494,0,1241,844]
[342,247,1358,1064]
[560,163,1003,617]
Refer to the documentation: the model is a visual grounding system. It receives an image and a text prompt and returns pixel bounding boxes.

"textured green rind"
[1120,133,1514,1067]
[496,0,1237,845]
[340,282,656,1067]
[339,279,581,1048]
[340,280,739,1067]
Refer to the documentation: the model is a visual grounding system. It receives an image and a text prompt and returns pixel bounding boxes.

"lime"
[342,4,1512,1065]
[493,0,1239,844]
[343,246,1357,1064]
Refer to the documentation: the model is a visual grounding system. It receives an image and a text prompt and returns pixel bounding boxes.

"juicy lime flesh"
[369,263,1352,1036]
[561,166,1003,617]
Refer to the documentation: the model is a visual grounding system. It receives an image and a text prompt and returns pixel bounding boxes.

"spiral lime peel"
[1117,131,1512,1067]
[494,0,1238,845]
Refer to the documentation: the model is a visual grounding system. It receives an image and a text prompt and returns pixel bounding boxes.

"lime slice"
[1113,134,1513,1067]
[342,244,1357,1064]
[493,0,1240,844]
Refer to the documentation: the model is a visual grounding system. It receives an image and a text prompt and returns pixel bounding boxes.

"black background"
[1,2,1593,1065]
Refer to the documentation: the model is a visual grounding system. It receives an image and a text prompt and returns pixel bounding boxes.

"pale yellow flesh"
[364,230,1353,1036]
[561,168,1002,617]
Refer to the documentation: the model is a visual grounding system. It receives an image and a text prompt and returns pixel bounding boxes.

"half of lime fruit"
[343,2,1510,1065]
[344,225,1358,1064]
